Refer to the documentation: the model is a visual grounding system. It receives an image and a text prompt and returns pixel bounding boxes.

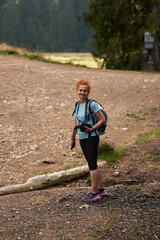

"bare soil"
[0,55,160,240]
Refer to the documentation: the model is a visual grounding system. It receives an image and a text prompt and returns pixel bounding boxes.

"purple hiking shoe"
[98,188,107,197]
[82,192,100,202]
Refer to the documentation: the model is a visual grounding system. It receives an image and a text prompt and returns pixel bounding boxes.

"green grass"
[126,113,146,120]
[57,233,64,237]
[0,51,97,68]
[73,160,80,166]
[104,227,111,231]
[0,50,19,56]
[112,207,120,211]
[76,150,84,157]
[135,187,142,191]
[98,142,126,166]
[126,106,160,122]
[64,164,72,170]
[96,229,102,233]
[43,52,100,68]
[137,128,160,141]
[86,175,91,185]
[0,43,100,68]
[126,113,140,119]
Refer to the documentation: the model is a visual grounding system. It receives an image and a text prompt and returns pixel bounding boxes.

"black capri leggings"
[79,136,99,171]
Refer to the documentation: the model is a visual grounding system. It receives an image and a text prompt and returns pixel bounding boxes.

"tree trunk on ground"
[0,161,107,196]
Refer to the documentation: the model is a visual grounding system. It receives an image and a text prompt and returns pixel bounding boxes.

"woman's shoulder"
[90,99,100,112]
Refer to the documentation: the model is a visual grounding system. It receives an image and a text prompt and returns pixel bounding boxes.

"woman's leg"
[90,168,102,194]
[97,168,103,189]
[80,136,103,195]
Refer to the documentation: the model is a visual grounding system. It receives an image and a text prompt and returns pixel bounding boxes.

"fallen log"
[0,161,106,196]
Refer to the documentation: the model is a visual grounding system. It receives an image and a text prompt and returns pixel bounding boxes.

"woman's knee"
[88,163,98,171]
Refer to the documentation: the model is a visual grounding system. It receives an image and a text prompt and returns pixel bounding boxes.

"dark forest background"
[0,0,91,52]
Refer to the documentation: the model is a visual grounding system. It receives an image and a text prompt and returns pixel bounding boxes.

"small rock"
[71,152,76,156]
[80,204,90,209]
[113,171,120,177]
[45,106,52,110]
[60,103,67,107]
[58,197,67,203]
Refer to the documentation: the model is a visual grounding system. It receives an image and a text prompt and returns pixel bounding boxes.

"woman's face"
[78,84,89,101]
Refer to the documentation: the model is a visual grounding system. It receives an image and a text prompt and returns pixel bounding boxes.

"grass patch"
[0,43,100,68]
[126,113,146,120]
[73,160,80,166]
[126,113,139,119]
[86,174,91,185]
[137,128,160,141]
[43,52,101,68]
[150,107,159,115]
[57,233,64,237]
[135,187,142,191]
[89,233,98,238]
[113,207,120,211]
[98,142,126,166]
[43,170,49,174]
[64,164,72,170]
[96,229,102,233]
[104,227,111,231]
[76,150,83,157]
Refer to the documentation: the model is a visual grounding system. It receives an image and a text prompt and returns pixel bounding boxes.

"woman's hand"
[84,110,105,133]
[84,126,93,133]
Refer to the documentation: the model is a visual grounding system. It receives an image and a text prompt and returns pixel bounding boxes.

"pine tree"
[0,0,92,52]
[83,0,160,70]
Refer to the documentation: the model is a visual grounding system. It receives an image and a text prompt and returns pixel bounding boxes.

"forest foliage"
[83,0,160,70]
[0,0,91,52]
[0,0,160,70]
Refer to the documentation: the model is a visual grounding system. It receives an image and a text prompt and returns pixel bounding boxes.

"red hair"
[75,80,91,94]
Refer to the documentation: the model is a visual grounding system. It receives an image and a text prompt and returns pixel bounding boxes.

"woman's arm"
[85,110,105,133]
[71,119,77,139]
[71,118,77,149]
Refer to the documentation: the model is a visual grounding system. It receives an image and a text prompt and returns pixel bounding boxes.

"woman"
[71,80,106,202]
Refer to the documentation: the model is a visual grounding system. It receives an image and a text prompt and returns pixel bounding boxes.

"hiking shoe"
[82,192,100,202]
[98,188,107,197]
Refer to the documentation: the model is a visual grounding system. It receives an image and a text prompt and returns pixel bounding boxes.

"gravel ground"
[0,55,160,239]
[1,182,160,240]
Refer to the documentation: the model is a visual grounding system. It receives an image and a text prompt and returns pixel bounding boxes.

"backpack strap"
[85,98,90,121]
[87,99,92,138]
[72,99,97,138]
[87,99,97,136]
[72,101,80,116]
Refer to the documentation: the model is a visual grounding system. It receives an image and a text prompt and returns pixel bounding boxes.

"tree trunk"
[0,161,106,196]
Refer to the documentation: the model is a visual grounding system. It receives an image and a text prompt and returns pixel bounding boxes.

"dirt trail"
[0,55,160,240]
[0,55,160,186]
